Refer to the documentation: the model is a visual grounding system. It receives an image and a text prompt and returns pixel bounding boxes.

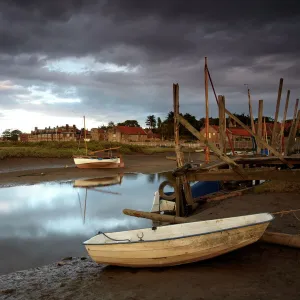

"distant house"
[107,126,147,142]
[144,129,161,141]
[90,128,107,141]
[19,124,82,142]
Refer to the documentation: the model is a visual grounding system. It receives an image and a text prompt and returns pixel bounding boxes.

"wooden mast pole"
[218,95,226,154]
[271,78,283,150]
[83,116,87,155]
[245,85,256,134]
[279,90,290,153]
[204,57,210,163]
[257,100,263,153]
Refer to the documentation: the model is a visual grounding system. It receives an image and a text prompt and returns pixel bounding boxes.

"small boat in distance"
[73,116,125,169]
[83,212,274,268]
[73,147,125,169]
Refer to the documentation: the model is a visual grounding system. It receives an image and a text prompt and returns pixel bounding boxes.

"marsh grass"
[0,141,175,159]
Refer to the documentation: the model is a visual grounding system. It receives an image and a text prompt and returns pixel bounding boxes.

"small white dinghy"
[83,213,274,267]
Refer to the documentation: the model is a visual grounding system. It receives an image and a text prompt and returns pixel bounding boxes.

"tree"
[117,120,140,127]
[157,117,162,129]
[107,121,115,128]
[1,129,22,141]
[145,115,156,129]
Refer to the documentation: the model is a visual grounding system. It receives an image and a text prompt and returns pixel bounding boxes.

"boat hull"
[73,157,124,169]
[85,221,270,267]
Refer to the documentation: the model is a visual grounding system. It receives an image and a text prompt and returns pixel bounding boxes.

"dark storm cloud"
[0,0,300,129]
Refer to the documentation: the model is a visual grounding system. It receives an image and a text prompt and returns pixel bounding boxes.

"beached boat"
[83,212,274,267]
[73,155,124,169]
[73,174,124,187]
[73,116,124,169]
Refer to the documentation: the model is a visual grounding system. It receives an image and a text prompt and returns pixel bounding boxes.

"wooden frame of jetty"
[124,57,300,220]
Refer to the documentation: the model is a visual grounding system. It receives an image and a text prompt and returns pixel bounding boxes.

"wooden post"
[286,110,300,155]
[291,99,299,141]
[279,90,290,153]
[173,84,184,167]
[173,84,193,214]
[204,57,210,163]
[271,78,283,149]
[247,87,256,134]
[257,100,263,153]
[286,99,299,155]
[218,95,226,154]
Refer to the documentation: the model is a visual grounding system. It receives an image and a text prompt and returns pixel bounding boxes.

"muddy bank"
[0,153,198,187]
[0,243,299,300]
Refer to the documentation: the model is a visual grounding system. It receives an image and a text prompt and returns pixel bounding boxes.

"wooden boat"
[73,174,124,187]
[73,154,124,169]
[73,116,124,169]
[83,212,274,267]
[73,145,124,169]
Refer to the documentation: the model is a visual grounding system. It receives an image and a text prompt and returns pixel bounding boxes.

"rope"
[98,231,131,242]
[272,208,300,222]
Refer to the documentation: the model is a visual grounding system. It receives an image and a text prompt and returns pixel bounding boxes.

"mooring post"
[173,83,193,216]
[204,57,210,163]
[257,100,263,153]
[286,110,300,156]
[218,95,226,154]
[279,90,290,154]
[271,78,283,151]
[286,99,299,155]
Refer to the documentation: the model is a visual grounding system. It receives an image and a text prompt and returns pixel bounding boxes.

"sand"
[0,154,300,300]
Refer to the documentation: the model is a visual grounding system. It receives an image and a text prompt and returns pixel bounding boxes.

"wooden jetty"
[122,58,300,251]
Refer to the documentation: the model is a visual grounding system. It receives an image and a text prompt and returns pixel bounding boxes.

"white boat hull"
[84,213,273,267]
[73,157,124,169]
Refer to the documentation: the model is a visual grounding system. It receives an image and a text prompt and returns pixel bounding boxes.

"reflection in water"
[0,172,169,275]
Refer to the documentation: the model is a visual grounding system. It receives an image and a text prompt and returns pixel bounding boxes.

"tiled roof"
[117,126,147,135]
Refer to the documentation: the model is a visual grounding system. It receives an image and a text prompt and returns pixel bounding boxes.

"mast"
[83,116,87,155]
[204,57,210,163]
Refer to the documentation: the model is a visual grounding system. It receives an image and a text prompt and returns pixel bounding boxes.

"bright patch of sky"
[0,109,100,133]
[44,56,140,74]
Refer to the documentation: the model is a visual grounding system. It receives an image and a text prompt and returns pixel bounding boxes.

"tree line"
[101,112,297,140]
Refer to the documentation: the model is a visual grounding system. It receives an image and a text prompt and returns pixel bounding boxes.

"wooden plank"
[257,100,263,153]
[286,110,300,155]
[123,209,187,224]
[177,115,245,178]
[186,168,300,182]
[218,95,226,153]
[260,231,300,249]
[271,78,283,148]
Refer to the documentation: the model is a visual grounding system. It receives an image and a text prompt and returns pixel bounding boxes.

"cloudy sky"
[0,0,300,133]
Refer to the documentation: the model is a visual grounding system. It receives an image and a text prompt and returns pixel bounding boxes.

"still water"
[0,172,170,275]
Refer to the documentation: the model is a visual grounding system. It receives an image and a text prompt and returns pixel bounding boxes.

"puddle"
[0,172,172,275]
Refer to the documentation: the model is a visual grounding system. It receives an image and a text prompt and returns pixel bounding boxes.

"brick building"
[90,128,107,141]
[107,126,147,142]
